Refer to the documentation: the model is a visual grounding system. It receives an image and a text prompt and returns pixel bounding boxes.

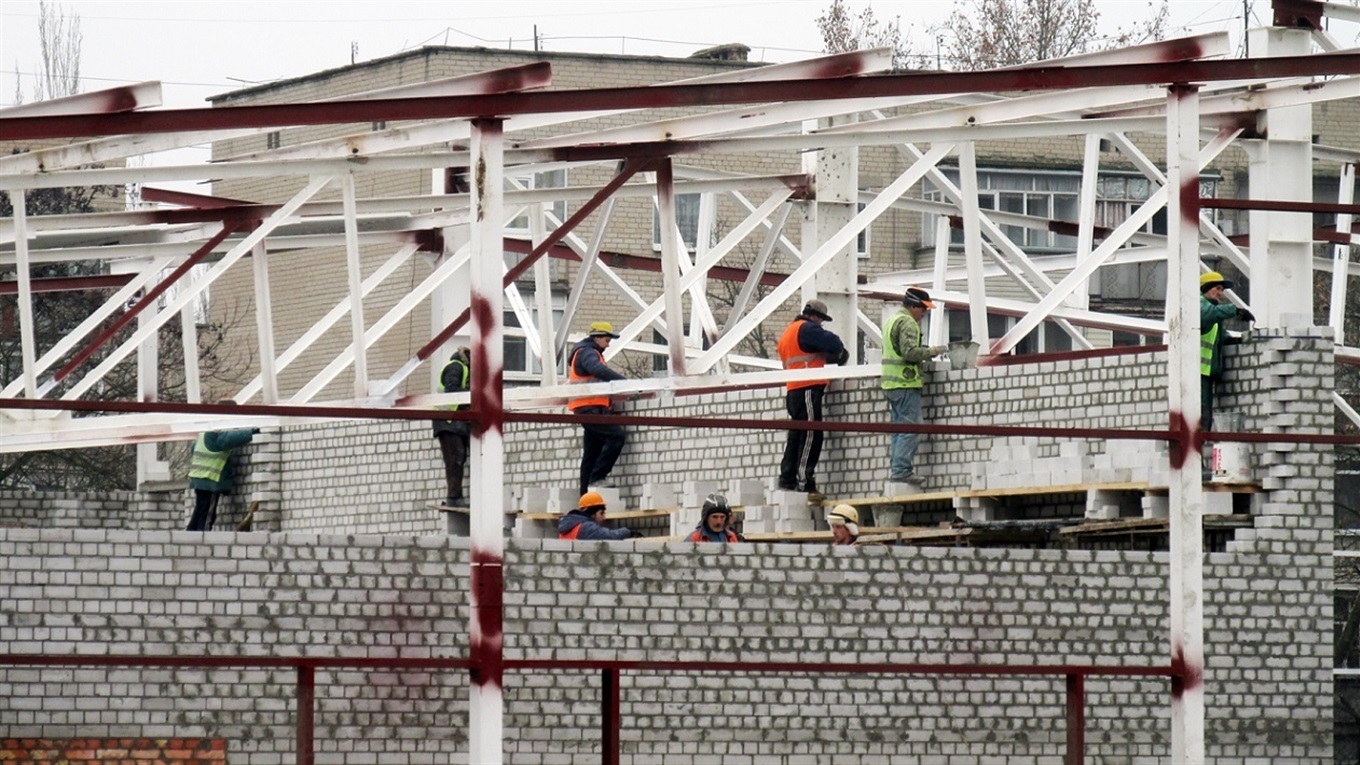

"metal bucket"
[873,506,903,528]
[1210,411,1252,484]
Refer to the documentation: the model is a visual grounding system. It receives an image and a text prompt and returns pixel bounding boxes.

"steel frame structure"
[2,2,1359,762]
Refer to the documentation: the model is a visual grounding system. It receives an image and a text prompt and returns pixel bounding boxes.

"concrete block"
[640,482,677,511]
[1141,494,1169,519]
[1203,492,1233,516]
[885,481,921,497]
[726,479,766,506]
[681,480,722,505]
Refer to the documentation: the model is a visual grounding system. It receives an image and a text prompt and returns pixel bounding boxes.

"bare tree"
[816,0,914,70]
[35,0,81,100]
[946,0,1168,70]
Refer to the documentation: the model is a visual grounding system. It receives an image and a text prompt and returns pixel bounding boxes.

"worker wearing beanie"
[881,287,946,487]
[559,491,638,541]
[685,493,740,543]
[827,504,860,546]
[1199,272,1254,432]
[431,346,472,508]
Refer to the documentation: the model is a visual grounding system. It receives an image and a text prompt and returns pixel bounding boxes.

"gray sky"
[2,0,1274,114]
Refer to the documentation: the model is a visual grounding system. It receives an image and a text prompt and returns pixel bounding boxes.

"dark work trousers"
[577,405,626,495]
[1201,375,1217,432]
[437,431,470,504]
[187,489,221,531]
[780,385,825,491]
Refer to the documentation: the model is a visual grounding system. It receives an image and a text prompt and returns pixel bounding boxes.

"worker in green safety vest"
[880,287,945,487]
[1200,271,1254,432]
[186,399,258,531]
[431,347,472,508]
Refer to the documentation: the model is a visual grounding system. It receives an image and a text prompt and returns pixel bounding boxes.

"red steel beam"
[602,669,620,765]
[5,54,1360,141]
[297,666,315,765]
[1201,198,1360,214]
[141,186,252,209]
[8,394,1359,446]
[0,273,134,295]
[417,157,655,362]
[506,239,791,287]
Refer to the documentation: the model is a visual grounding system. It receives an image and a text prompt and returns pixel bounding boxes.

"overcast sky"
[1,0,1284,113]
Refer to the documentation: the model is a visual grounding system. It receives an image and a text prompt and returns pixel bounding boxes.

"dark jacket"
[794,316,849,365]
[557,510,633,541]
[569,337,626,383]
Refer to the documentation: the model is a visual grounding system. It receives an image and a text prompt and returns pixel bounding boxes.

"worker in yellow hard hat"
[1199,271,1253,432]
[567,321,628,496]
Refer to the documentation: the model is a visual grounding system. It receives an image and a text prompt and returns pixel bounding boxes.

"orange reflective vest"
[778,319,827,391]
[568,346,611,411]
[560,523,584,540]
[685,528,739,543]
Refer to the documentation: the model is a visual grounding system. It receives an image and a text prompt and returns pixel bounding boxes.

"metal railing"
[1,653,1180,765]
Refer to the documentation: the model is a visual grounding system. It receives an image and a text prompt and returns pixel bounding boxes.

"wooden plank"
[515,507,743,521]
[820,491,956,507]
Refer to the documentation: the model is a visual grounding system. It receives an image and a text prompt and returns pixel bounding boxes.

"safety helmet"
[902,287,935,309]
[1199,271,1232,293]
[701,493,731,520]
[827,504,859,527]
[578,491,607,511]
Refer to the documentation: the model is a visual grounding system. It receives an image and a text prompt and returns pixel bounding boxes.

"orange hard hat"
[579,491,607,511]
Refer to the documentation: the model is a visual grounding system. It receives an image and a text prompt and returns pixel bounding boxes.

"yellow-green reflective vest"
[1200,323,1219,377]
[881,311,924,390]
[188,434,229,484]
[438,358,470,412]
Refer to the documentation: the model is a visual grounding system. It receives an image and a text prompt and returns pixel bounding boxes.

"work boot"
[446,496,469,509]
[905,474,926,487]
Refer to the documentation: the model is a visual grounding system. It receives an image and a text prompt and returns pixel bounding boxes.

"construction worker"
[777,299,849,495]
[186,399,258,531]
[432,347,472,508]
[558,491,638,540]
[881,287,946,486]
[1200,272,1253,432]
[827,504,860,546]
[568,322,628,496]
[685,493,740,543]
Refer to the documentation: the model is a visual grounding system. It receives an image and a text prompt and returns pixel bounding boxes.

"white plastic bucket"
[1210,411,1252,484]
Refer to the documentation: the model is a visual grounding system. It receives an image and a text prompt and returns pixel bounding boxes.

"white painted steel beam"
[466,117,506,765]
[1166,83,1206,765]
[1332,164,1356,335]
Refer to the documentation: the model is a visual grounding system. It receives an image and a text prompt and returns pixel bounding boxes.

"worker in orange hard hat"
[558,491,639,541]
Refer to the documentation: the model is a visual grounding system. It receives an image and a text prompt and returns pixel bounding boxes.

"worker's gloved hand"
[627,528,646,539]
[833,347,850,365]
[251,428,261,435]
[1236,308,1255,322]
[933,345,947,357]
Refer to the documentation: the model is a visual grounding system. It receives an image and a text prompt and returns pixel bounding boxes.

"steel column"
[252,242,280,404]
[296,665,314,765]
[1330,163,1356,336]
[467,117,507,765]
[813,113,859,363]
[602,668,621,765]
[959,144,990,347]
[1166,83,1206,764]
[655,159,688,374]
[340,173,369,398]
[1249,26,1315,328]
[1065,673,1085,765]
[11,189,38,398]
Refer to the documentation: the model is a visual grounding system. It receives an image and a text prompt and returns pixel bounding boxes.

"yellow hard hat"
[588,321,620,338]
[1199,271,1232,292]
[827,504,859,526]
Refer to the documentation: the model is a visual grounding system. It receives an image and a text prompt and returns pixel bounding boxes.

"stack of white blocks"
[740,479,818,535]
[972,441,1088,491]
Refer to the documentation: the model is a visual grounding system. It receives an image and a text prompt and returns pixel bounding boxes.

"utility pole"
[534,24,540,52]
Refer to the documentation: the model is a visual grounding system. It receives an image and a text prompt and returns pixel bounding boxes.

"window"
[923,167,1219,304]
[371,120,387,132]
[503,291,566,382]
[946,311,1073,356]
[856,201,871,259]
[651,327,711,374]
[265,132,281,150]
[652,193,702,252]
[507,169,567,234]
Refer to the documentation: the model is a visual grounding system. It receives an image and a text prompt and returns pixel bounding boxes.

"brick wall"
[0,738,226,764]
[0,333,1334,763]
